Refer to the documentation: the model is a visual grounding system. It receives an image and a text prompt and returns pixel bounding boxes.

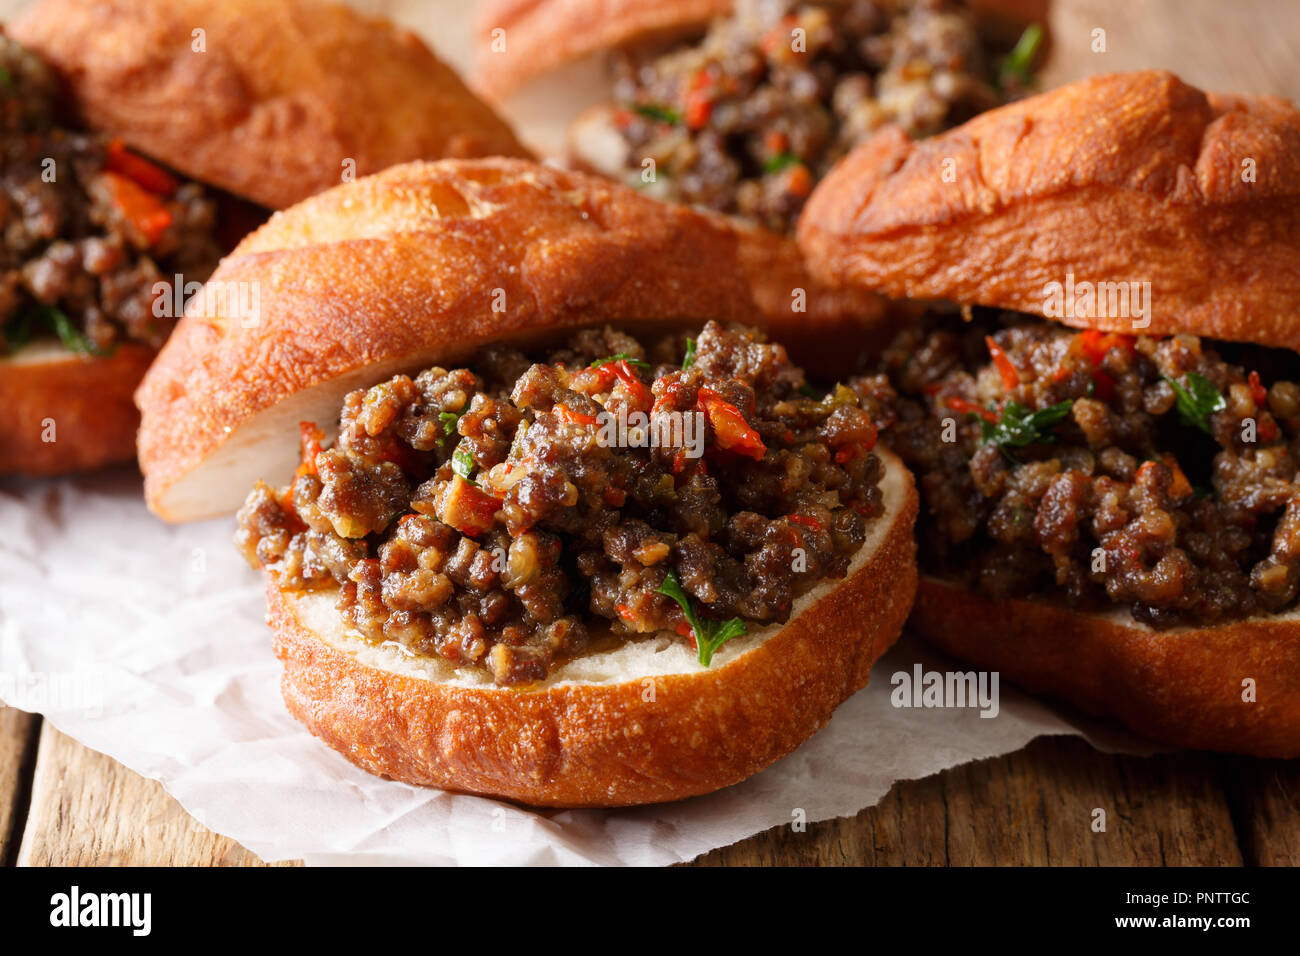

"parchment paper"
[0,470,1157,866]
[0,0,1162,866]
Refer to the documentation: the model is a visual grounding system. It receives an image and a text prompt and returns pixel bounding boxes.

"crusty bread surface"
[12,0,532,210]
[798,71,1300,349]
[912,577,1300,758]
[473,0,727,100]
[0,342,154,475]
[268,446,917,807]
[136,158,902,521]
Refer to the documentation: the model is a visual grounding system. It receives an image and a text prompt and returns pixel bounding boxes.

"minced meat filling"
[609,0,1010,232]
[856,310,1300,628]
[0,35,222,355]
[237,322,886,685]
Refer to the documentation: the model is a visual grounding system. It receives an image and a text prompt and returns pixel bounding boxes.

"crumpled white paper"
[0,469,1158,865]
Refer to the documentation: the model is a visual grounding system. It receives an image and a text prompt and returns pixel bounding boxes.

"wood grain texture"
[0,707,39,865]
[14,724,294,866]
[1220,757,1300,866]
[694,737,1244,866]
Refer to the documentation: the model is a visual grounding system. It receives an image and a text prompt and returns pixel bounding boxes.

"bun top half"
[798,70,1300,349]
[11,0,532,210]
[135,157,833,522]
[473,0,729,100]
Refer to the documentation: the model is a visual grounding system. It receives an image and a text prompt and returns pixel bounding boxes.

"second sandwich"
[137,159,918,807]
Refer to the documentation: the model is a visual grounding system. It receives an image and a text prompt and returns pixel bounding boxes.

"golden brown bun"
[912,577,1300,757]
[268,447,917,807]
[0,342,153,476]
[11,0,532,210]
[136,157,903,522]
[799,71,1300,350]
[473,0,728,100]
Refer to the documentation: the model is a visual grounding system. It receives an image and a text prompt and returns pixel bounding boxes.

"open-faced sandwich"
[1,0,528,476]
[476,0,1039,233]
[135,158,918,806]
[799,70,1300,757]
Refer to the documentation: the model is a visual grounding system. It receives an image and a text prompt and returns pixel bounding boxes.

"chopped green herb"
[452,446,477,485]
[682,337,697,371]
[798,383,821,399]
[980,399,1074,453]
[657,572,747,667]
[438,404,468,446]
[763,152,802,174]
[0,64,13,93]
[13,304,100,355]
[999,23,1044,89]
[1163,373,1225,435]
[590,353,651,370]
[631,102,681,125]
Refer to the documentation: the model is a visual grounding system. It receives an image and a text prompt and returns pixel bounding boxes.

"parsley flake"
[657,572,747,667]
[980,399,1074,453]
[590,353,651,370]
[1163,373,1226,435]
[631,103,681,126]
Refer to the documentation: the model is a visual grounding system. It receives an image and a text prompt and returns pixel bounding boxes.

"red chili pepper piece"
[295,422,325,478]
[946,396,997,423]
[101,171,173,245]
[697,387,766,459]
[611,360,651,409]
[556,405,599,426]
[675,618,696,646]
[985,335,1020,389]
[1249,371,1269,407]
[684,69,713,129]
[787,514,825,533]
[106,138,178,195]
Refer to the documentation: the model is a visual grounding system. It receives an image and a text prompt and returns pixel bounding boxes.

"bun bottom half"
[266,448,918,807]
[0,342,153,476]
[911,577,1300,757]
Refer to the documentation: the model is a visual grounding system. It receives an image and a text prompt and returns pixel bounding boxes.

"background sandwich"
[136,158,918,806]
[472,0,1042,380]
[1,0,529,476]
[476,0,1039,233]
[798,70,1300,757]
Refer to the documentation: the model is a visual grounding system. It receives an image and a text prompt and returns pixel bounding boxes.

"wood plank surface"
[694,737,1245,866]
[0,707,39,866]
[14,723,289,867]
[1220,757,1300,866]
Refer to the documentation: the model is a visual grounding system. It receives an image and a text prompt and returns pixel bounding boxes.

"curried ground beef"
[608,0,1010,232]
[237,322,886,685]
[860,309,1300,628]
[0,35,222,355]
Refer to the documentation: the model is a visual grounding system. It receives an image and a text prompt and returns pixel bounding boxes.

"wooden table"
[3,704,1297,865]
[2,0,1299,867]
